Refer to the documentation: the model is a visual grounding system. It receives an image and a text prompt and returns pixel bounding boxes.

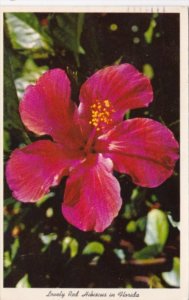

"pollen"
[104,100,110,107]
[89,99,115,131]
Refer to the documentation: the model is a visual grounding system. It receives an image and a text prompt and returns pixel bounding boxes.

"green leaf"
[4,219,9,233]
[136,216,147,232]
[39,232,57,252]
[125,282,133,288]
[130,187,139,200]
[144,209,169,248]
[148,275,164,288]
[4,251,12,268]
[132,244,162,259]
[113,248,126,263]
[4,238,20,269]
[61,237,79,258]
[5,13,53,53]
[143,64,154,79]
[36,192,55,207]
[162,257,180,287]
[39,232,57,245]
[4,35,23,131]
[4,130,11,152]
[11,237,20,260]
[125,110,131,120]
[167,214,180,230]
[15,58,48,99]
[113,56,123,65]
[82,241,104,256]
[16,273,31,288]
[144,19,157,44]
[12,202,21,215]
[126,220,137,233]
[51,13,85,66]
[100,234,112,243]
[4,197,16,206]
[4,268,12,279]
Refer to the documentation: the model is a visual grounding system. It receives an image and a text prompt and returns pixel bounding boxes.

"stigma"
[89,99,115,131]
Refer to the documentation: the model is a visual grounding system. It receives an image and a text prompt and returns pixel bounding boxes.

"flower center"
[89,99,115,131]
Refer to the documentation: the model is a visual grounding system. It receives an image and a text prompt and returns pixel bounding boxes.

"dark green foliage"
[4,35,22,131]
[49,13,85,66]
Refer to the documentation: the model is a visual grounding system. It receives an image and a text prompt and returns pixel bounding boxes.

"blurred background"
[4,12,180,288]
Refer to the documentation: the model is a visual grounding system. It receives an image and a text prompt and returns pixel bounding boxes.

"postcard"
[0,4,188,300]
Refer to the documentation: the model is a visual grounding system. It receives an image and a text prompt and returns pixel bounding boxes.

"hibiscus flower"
[6,64,179,232]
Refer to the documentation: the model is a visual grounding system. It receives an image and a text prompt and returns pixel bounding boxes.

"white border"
[0,0,189,7]
[0,6,188,300]
[0,6,188,12]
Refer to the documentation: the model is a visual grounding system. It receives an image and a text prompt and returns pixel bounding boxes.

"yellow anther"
[89,99,115,131]
[104,100,110,107]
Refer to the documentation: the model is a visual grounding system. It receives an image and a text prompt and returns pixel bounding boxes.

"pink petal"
[62,154,122,232]
[95,118,179,187]
[78,64,153,137]
[6,140,83,203]
[20,69,77,143]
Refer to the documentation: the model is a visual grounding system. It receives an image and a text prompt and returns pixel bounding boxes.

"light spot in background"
[46,207,54,218]
[155,32,161,38]
[133,37,140,44]
[131,25,139,33]
[110,23,118,31]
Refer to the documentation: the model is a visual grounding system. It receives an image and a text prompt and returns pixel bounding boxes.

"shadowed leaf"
[82,241,104,255]
[5,13,53,53]
[133,244,162,259]
[144,209,169,248]
[61,237,79,258]
[4,36,23,131]
[16,273,31,288]
[50,13,85,66]
[162,257,180,287]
